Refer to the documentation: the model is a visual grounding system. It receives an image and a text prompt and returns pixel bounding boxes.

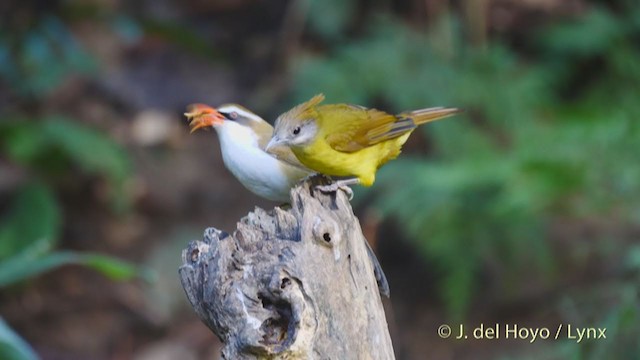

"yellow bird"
[266,94,458,193]
[186,102,390,296]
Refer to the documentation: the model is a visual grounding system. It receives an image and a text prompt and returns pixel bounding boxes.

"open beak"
[184,104,225,133]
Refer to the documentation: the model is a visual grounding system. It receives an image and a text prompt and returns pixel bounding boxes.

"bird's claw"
[316,183,354,200]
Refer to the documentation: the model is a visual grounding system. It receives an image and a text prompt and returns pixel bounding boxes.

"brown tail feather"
[406,107,460,126]
[369,107,459,143]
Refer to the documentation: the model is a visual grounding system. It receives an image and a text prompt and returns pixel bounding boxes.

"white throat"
[214,121,307,201]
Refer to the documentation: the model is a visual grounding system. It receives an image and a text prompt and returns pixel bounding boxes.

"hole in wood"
[280,277,291,289]
[261,317,289,346]
[258,293,295,348]
[323,233,331,242]
[190,248,199,263]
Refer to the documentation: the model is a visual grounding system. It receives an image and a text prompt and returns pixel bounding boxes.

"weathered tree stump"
[179,178,394,359]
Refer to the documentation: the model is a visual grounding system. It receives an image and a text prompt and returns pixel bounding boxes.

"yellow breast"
[292,132,411,187]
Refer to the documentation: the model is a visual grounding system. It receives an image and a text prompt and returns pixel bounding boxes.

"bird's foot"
[316,183,353,200]
[301,173,323,183]
[316,178,359,200]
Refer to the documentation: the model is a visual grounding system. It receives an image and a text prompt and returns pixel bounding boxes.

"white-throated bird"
[185,103,313,202]
[185,102,390,296]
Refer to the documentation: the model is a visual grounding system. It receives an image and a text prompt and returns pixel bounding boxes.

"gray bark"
[178,178,394,359]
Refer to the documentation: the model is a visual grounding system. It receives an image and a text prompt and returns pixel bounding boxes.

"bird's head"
[266,94,324,152]
[185,103,270,133]
[216,104,271,129]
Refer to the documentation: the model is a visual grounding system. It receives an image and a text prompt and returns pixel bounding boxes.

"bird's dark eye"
[219,111,239,120]
[292,126,301,135]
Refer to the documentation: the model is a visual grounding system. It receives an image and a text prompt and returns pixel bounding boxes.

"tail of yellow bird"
[377,107,459,141]
[405,107,459,125]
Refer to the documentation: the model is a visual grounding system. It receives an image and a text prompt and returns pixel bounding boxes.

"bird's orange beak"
[184,104,225,133]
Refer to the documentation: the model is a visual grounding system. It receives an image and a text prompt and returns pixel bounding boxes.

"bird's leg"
[316,178,360,200]
[301,173,321,183]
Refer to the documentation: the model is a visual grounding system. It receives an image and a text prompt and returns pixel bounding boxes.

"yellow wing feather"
[322,105,459,153]
[321,104,399,152]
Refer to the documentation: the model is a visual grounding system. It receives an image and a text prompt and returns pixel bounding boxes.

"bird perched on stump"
[266,94,459,195]
[185,103,313,202]
[184,102,391,297]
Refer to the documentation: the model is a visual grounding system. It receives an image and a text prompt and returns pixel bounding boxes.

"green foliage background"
[1,0,639,358]
[294,1,640,358]
[0,9,148,359]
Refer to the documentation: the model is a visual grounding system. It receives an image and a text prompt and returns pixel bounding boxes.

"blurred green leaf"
[141,19,221,59]
[0,318,39,360]
[0,184,145,287]
[0,121,46,163]
[0,15,95,97]
[110,15,143,45]
[0,250,149,288]
[0,251,76,287]
[41,117,130,185]
[625,246,640,271]
[0,184,60,260]
[539,8,622,58]
[307,0,356,40]
[79,254,153,282]
[0,117,132,208]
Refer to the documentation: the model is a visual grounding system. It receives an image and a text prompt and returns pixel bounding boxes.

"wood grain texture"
[179,177,394,359]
